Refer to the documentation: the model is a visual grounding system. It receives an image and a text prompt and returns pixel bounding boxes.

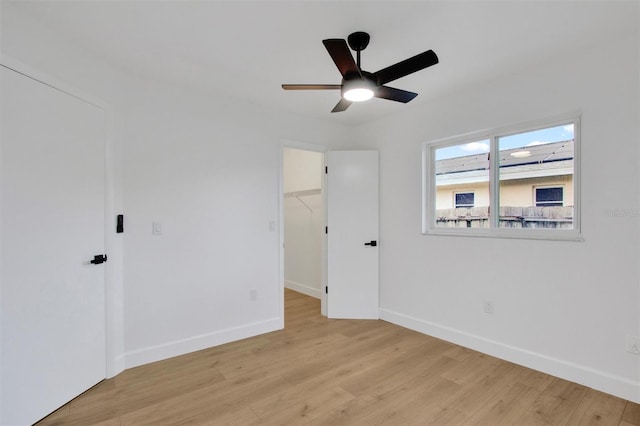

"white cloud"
[461,141,489,152]
[527,141,546,146]
[563,124,574,134]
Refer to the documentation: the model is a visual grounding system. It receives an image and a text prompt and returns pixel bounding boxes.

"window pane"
[536,187,563,206]
[434,141,490,228]
[498,124,574,229]
[455,192,475,207]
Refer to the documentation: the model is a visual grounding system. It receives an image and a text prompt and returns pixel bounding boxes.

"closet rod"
[283,188,321,198]
[284,188,321,213]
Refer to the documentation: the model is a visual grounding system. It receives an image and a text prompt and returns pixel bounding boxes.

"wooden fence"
[435,206,573,229]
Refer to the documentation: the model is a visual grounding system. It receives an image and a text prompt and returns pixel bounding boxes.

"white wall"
[1,3,354,373]
[283,148,324,194]
[120,76,350,367]
[283,148,323,298]
[352,33,640,402]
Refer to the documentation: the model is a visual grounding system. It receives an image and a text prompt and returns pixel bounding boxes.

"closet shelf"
[283,188,321,198]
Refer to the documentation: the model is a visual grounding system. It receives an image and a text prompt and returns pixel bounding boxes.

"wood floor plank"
[515,378,589,425]
[566,389,627,425]
[622,401,640,425]
[388,376,465,424]
[338,339,455,398]
[68,361,227,422]
[515,364,557,392]
[438,359,523,418]
[307,394,414,426]
[119,372,288,425]
[36,289,637,426]
[463,380,538,426]
[251,385,355,424]
[439,351,502,385]
[185,406,262,426]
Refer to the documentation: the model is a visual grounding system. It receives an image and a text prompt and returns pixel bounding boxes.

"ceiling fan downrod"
[347,31,370,69]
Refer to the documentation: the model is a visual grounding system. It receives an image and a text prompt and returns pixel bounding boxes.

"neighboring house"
[435,140,574,228]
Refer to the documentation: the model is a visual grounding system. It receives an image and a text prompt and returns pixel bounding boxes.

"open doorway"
[282,147,325,320]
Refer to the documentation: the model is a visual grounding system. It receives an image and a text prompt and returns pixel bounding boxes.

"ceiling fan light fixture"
[342,78,375,102]
[344,87,374,102]
[282,31,439,112]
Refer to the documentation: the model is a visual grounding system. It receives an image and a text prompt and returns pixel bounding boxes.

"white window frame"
[422,112,582,241]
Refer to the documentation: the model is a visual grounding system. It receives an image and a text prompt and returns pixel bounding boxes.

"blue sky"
[435,124,574,160]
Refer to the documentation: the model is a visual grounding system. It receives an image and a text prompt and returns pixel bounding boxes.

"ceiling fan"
[282,31,439,113]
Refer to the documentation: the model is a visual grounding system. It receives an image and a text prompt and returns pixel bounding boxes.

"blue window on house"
[535,187,563,207]
[455,192,475,208]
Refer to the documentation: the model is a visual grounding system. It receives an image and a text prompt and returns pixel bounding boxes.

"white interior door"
[1,66,107,425]
[327,150,379,319]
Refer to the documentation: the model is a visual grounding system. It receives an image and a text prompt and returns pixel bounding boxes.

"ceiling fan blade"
[373,50,438,86]
[331,98,352,113]
[282,84,342,90]
[322,39,360,78]
[375,86,418,103]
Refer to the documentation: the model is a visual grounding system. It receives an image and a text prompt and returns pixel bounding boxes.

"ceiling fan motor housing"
[347,31,370,52]
[342,70,377,85]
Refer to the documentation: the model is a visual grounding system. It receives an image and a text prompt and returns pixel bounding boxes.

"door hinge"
[325,226,328,234]
[325,166,328,174]
[116,214,124,233]
[325,286,328,294]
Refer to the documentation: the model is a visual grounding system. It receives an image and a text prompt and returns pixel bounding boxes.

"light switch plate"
[152,222,162,235]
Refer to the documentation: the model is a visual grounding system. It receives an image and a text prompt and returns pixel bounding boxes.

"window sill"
[422,228,584,242]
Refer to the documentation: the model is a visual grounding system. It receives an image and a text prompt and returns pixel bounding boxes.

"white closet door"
[327,150,379,319]
[1,66,107,425]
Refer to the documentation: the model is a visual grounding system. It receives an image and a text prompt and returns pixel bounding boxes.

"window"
[535,187,564,207]
[423,114,581,240]
[433,141,489,229]
[455,192,475,208]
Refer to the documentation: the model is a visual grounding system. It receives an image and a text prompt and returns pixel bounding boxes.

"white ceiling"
[7,0,638,126]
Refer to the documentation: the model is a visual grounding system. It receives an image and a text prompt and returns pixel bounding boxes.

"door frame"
[0,54,124,378]
[278,140,328,322]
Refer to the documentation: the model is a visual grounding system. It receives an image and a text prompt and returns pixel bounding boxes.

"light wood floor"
[39,289,639,425]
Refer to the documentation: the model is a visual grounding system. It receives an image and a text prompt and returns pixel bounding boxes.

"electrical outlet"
[626,335,640,355]
[250,289,257,302]
[483,300,494,314]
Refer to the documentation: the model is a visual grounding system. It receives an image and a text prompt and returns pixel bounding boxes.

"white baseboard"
[380,308,640,403]
[285,280,321,299]
[107,355,126,379]
[124,317,282,369]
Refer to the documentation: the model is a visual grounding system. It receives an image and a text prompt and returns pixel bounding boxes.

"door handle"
[364,240,377,247]
[90,254,107,265]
